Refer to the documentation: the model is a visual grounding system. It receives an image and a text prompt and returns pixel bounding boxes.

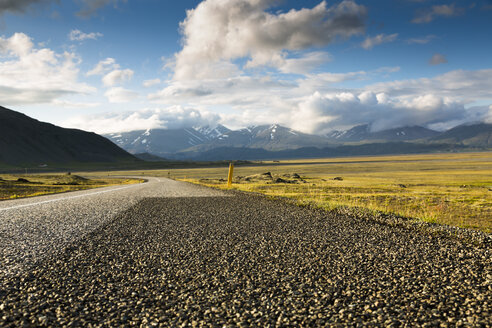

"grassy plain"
[132,152,491,233]
[0,174,143,201]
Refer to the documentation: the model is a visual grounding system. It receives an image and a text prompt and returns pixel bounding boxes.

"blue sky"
[1,0,491,134]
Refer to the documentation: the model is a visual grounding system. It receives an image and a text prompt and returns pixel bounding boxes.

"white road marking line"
[0,184,140,212]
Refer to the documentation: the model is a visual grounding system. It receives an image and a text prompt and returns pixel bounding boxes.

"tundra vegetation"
[0,174,143,200]
[155,152,491,233]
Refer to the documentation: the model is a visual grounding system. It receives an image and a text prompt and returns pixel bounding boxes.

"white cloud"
[143,78,161,87]
[87,58,134,86]
[367,69,492,101]
[412,4,464,24]
[297,66,399,93]
[429,53,447,65]
[148,75,295,107]
[174,0,366,79]
[52,99,101,108]
[361,33,398,50]
[64,106,221,134]
[0,32,94,105]
[69,29,103,42]
[283,92,470,134]
[212,90,477,134]
[102,68,134,86]
[86,57,118,76]
[406,35,436,44]
[304,71,367,85]
[104,87,138,103]
[428,105,492,130]
[77,0,127,17]
[278,51,332,74]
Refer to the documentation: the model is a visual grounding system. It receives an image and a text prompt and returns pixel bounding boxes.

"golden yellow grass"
[158,152,491,233]
[0,174,143,201]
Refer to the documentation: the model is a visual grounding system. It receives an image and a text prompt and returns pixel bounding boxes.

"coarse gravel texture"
[1,191,490,327]
[0,178,226,277]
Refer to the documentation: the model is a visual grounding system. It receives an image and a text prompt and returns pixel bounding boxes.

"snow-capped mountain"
[188,124,332,151]
[104,124,231,157]
[326,125,440,143]
[326,124,371,141]
[104,122,491,160]
[104,124,331,157]
[195,125,231,140]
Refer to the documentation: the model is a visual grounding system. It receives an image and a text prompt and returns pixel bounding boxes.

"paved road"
[0,178,226,277]
[0,179,490,326]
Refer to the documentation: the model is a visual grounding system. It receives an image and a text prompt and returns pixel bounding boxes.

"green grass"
[0,174,144,200]
[154,152,492,233]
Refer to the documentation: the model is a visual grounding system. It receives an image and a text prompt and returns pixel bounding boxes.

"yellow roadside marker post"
[227,162,234,188]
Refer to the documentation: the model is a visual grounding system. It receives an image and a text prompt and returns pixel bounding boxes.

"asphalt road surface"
[0,178,490,327]
[0,178,226,278]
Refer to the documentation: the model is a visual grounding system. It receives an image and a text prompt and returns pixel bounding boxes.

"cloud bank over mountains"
[66,106,221,134]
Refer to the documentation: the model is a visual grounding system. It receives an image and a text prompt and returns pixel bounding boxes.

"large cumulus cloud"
[367,69,492,101]
[173,0,366,79]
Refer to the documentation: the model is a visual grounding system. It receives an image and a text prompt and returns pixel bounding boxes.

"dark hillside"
[0,106,137,165]
[430,123,492,147]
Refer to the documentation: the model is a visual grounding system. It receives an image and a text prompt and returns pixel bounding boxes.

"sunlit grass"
[0,174,144,201]
[162,152,491,233]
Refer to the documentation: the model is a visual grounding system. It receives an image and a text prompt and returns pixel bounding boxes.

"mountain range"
[105,122,492,160]
[105,124,333,158]
[0,106,137,166]
[1,104,490,166]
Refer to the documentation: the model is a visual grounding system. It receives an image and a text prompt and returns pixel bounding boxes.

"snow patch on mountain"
[195,124,231,140]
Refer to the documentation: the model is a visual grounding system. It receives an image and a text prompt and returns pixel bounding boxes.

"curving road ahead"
[0,178,490,326]
[0,178,226,278]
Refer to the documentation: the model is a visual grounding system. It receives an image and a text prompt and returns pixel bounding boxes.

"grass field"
[120,152,492,233]
[0,174,143,200]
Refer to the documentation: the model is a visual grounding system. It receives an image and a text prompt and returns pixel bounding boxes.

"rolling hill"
[0,106,137,166]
